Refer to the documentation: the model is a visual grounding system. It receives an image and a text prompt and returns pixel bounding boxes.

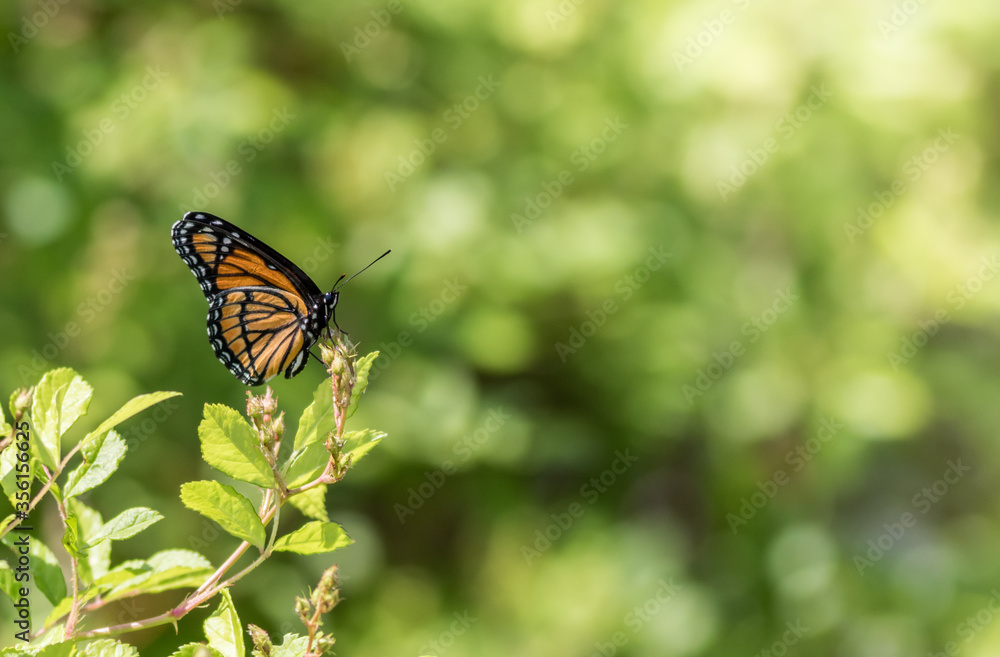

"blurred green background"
[3,0,1000,654]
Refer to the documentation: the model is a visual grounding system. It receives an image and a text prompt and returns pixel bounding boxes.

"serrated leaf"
[292,380,336,452]
[100,550,212,602]
[204,588,244,657]
[346,351,378,419]
[199,405,274,487]
[80,638,139,657]
[169,644,225,657]
[342,428,385,467]
[80,390,181,450]
[283,441,328,489]
[65,430,127,499]
[287,484,328,522]
[269,634,310,657]
[180,481,266,549]
[33,641,75,657]
[5,536,65,604]
[84,507,162,548]
[31,368,93,468]
[69,499,110,583]
[272,521,352,554]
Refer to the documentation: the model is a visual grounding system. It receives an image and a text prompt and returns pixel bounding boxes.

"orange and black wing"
[171,212,325,385]
[207,288,311,386]
[171,212,322,302]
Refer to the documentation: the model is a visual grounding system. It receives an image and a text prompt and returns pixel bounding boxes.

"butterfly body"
[172,212,339,386]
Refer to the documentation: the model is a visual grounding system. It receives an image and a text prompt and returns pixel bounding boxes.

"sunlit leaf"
[180,481,266,549]
[272,521,352,554]
[287,484,328,522]
[198,404,274,487]
[84,507,162,548]
[31,368,93,469]
[80,391,182,450]
[65,430,127,498]
[204,588,244,657]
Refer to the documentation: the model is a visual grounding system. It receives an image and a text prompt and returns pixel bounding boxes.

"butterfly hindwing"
[208,288,310,386]
[172,212,336,386]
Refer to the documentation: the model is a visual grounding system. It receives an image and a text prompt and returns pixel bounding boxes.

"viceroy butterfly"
[172,212,388,386]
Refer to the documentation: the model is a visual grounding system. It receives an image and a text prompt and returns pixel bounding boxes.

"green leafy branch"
[0,332,384,656]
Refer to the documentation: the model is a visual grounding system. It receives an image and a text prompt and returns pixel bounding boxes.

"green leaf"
[33,642,75,657]
[204,588,244,657]
[0,437,31,509]
[169,645,226,657]
[62,510,83,560]
[269,634,310,657]
[342,428,386,466]
[81,391,182,450]
[69,499,110,582]
[31,368,93,469]
[0,534,67,605]
[199,404,274,487]
[292,380,336,452]
[0,403,9,436]
[0,561,17,601]
[180,481,266,549]
[347,351,379,419]
[80,638,139,657]
[283,441,327,489]
[287,484,328,522]
[101,550,212,601]
[84,507,162,548]
[65,430,127,498]
[272,521,353,554]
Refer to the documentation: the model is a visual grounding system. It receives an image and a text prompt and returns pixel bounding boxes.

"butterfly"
[171,212,388,386]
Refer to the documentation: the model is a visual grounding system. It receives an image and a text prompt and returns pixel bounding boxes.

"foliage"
[0,335,381,656]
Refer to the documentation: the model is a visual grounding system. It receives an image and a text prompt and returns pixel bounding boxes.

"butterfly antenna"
[332,249,392,293]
